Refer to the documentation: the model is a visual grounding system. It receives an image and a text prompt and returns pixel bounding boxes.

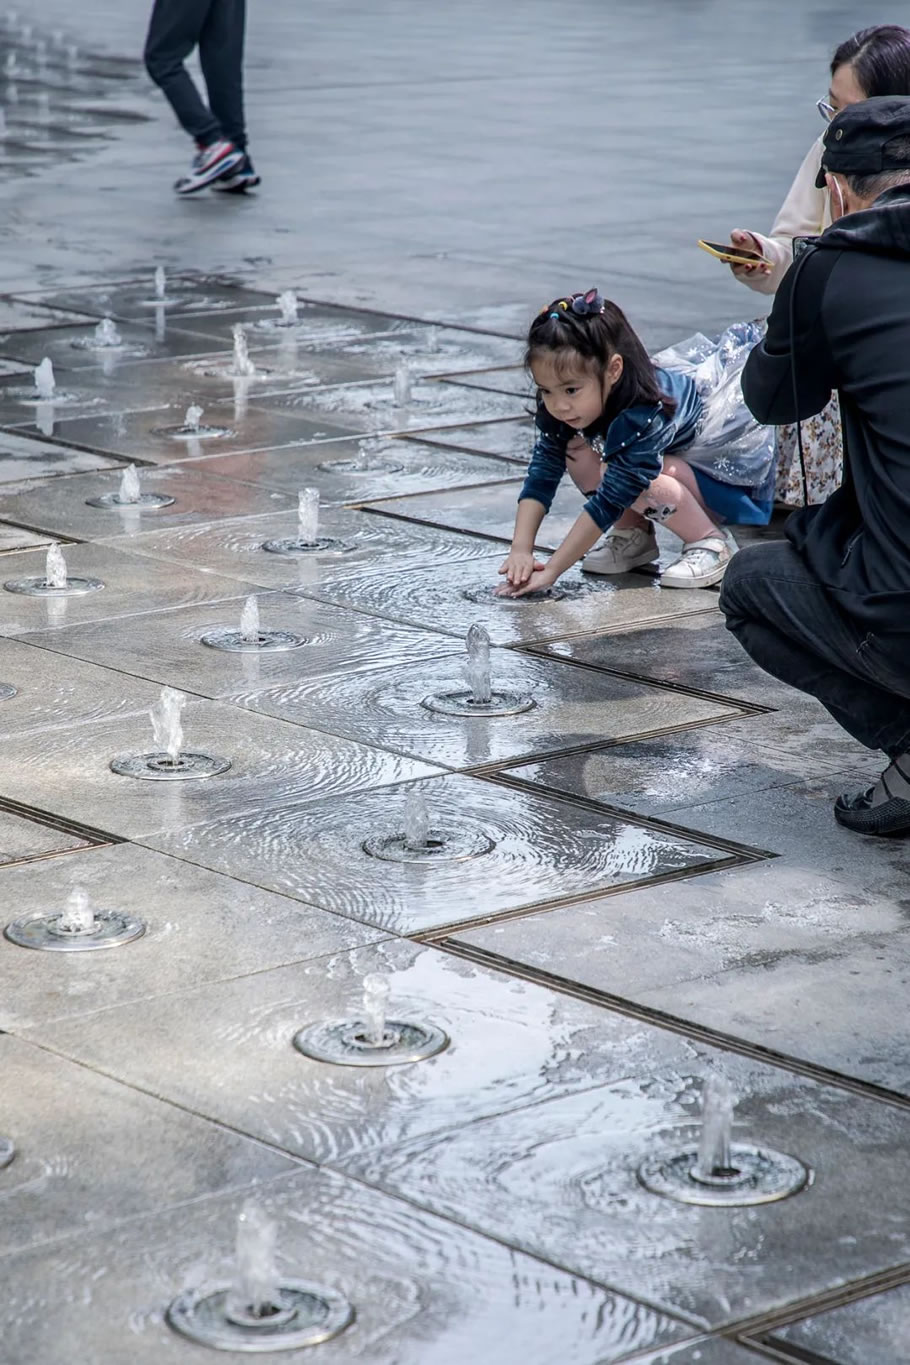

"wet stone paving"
[2,1,910,1361]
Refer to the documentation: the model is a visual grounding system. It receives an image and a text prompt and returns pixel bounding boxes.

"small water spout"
[118,464,141,505]
[154,266,166,302]
[227,1202,284,1323]
[276,290,299,327]
[297,488,319,545]
[403,788,430,851]
[57,886,97,935]
[239,595,260,644]
[465,623,492,705]
[94,318,122,348]
[393,364,411,408]
[425,325,440,353]
[362,973,391,1046]
[44,542,67,590]
[33,357,55,401]
[696,1075,735,1180]
[0,109,7,140]
[150,686,186,763]
[35,91,50,122]
[4,53,18,77]
[231,323,256,378]
[184,404,204,433]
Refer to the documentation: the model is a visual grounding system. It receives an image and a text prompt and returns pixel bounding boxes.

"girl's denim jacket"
[519,367,703,531]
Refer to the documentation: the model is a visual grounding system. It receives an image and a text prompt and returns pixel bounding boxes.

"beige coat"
[741,138,831,295]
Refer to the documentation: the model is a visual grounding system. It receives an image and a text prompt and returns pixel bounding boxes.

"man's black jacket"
[742,185,910,634]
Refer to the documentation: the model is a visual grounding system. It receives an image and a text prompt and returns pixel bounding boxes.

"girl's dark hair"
[832,25,910,96]
[525,295,676,422]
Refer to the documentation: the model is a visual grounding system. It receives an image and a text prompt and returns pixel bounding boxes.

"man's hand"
[498,548,545,587]
[729,229,772,279]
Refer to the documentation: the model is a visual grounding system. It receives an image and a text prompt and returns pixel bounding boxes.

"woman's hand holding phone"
[727,230,772,277]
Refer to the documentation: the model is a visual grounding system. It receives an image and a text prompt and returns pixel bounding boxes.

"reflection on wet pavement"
[0,252,905,1358]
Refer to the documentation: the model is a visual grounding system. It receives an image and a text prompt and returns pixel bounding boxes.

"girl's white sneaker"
[661,533,735,588]
[582,526,659,575]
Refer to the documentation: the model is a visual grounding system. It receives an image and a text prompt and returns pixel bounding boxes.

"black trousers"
[144,0,247,150]
[720,540,910,759]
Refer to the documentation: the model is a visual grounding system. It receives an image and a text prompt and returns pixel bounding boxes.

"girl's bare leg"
[632,459,721,544]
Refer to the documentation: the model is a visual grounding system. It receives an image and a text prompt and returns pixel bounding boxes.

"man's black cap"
[816,96,910,188]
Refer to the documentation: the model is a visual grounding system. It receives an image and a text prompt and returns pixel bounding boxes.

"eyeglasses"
[817,97,837,122]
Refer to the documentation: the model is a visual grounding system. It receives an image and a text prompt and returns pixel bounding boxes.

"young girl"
[500,290,769,596]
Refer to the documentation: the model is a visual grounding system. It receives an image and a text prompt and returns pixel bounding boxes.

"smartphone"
[697,239,767,267]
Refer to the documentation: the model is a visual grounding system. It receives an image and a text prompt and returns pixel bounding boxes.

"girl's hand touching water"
[509,563,559,597]
[498,548,545,588]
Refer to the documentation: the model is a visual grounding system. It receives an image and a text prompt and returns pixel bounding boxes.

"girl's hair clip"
[570,288,605,317]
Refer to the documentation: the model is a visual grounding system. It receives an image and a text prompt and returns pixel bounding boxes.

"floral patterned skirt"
[774,391,843,506]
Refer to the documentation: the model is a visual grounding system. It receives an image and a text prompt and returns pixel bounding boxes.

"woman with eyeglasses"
[726,25,910,506]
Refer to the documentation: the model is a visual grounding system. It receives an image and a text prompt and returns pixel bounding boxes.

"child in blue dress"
[500,290,772,595]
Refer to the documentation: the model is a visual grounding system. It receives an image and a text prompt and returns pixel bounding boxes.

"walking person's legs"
[143,0,244,194]
[202,0,260,193]
[199,0,247,150]
[719,541,910,834]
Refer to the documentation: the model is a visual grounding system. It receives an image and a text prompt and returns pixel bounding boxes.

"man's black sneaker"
[214,155,261,193]
[834,752,910,835]
[175,139,244,195]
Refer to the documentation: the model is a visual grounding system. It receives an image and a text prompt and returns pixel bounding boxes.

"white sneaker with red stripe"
[174,140,244,196]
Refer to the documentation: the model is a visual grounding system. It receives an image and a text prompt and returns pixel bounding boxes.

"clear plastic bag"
[652,319,775,501]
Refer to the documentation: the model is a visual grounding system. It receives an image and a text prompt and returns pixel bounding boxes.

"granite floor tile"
[400,416,534,460]
[0,636,163,736]
[251,376,525,434]
[7,400,362,464]
[500,728,850,819]
[0,463,294,541]
[0,842,384,1030]
[144,773,738,934]
[21,593,458,698]
[14,277,276,322]
[452,860,907,1001]
[0,318,232,371]
[28,937,720,1164]
[98,506,497,590]
[0,1034,297,1259]
[0,1167,685,1364]
[170,436,518,506]
[0,429,125,482]
[641,771,910,898]
[338,1061,910,1330]
[0,698,440,839]
[635,929,910,1097]
[300,552,718,646]
[228,649,741,770]
[0,542,253,636]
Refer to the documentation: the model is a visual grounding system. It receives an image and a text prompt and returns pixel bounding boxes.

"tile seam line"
[731,1258,910,1340]
[4,932,400,1032]
[478,770,776,858]
[191,709,761,780]
[519,645,777,713]
[430,939,910,1113]
[409,854,752,939]
[0,1166,301,1267]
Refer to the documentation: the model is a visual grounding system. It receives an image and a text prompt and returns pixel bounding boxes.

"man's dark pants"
[719,541,910,759]
[144,0,247,150]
